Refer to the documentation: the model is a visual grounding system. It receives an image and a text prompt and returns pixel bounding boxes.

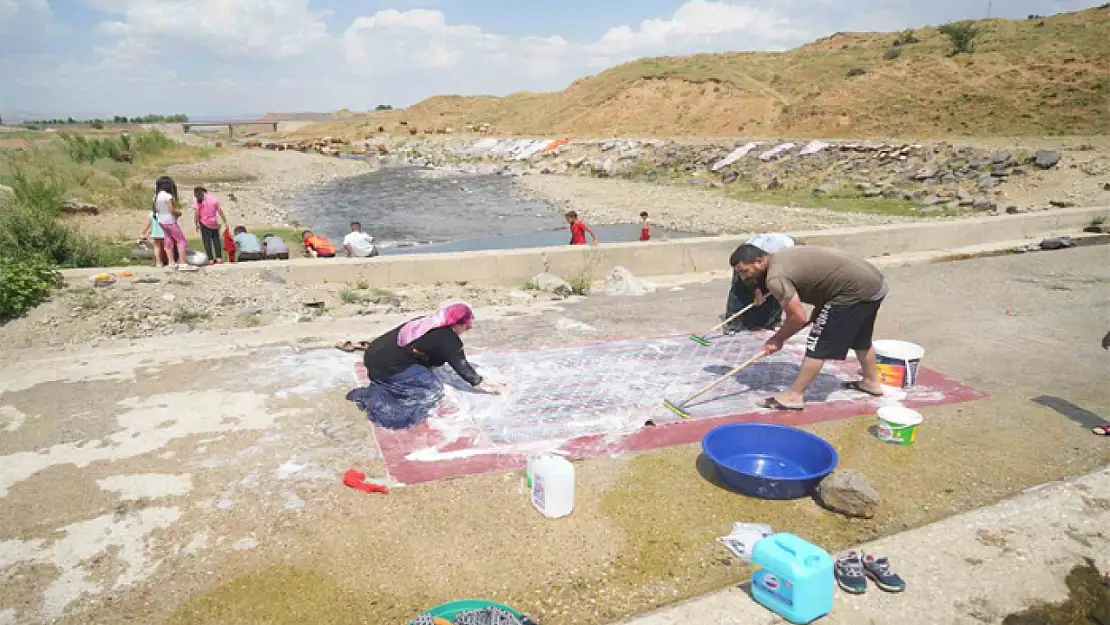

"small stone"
[972,197,995,211]
[766,178,782,190]
[815,470,880,519]
[1103,182,1110,191]
[1006,205,1023,214]
[259,270,286,284]
[162,293,176,302]
[531,272,574,296]
[1040,236,1074,250]
[978,175,1000,189]
[219,296,237,306]
[603,266,655,296]
[990,151,1012,165]
[171,323,191,334]
[1033,150,1061,169]
[1049,199,1077,208]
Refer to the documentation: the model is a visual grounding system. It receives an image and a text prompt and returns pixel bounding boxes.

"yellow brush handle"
[702,301,757,335]
[678,352,764,406]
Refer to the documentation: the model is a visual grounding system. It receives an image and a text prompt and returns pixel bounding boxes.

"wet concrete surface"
[0,245,1107,625]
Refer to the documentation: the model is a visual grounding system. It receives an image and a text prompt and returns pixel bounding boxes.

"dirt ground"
[0,246,1108,625]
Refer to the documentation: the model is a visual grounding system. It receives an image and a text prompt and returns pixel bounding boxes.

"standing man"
[724,233,795,333]
[731,244,889,411]
[342,221,378,258]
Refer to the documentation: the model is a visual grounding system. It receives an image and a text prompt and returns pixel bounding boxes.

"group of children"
[138,176,379,266]
[140,177,647,266]
[563,210,653,245]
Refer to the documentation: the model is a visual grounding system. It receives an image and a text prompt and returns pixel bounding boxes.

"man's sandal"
[758,397,804,412]
[1092,426,1110,436]
[841,380,884,397]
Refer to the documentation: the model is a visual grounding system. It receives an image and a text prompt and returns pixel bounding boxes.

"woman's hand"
[479,380,507,395]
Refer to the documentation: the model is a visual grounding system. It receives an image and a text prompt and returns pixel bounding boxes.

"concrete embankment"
[64,206,1108,288]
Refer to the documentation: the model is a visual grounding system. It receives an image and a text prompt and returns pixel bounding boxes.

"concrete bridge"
[181,120,280,136]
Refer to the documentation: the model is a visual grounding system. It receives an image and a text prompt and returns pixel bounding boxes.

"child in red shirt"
[639,211,651,241]
[565,211,597,246]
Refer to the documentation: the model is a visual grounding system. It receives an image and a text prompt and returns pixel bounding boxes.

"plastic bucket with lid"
[876,406,923,445]
[873,340,925,388]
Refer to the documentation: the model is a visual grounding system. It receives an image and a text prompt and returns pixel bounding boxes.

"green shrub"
[846,67,867,77]
[0,256,61,322]
[883,47,902,60]
[898,29,919,44]
[0,201,114,267]
[938,22,978,55]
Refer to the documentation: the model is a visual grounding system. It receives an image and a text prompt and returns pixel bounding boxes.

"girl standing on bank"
[192,186,228,263]
[153,176,187,267]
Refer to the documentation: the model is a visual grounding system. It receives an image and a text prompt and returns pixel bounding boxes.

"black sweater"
[364,324,482,386]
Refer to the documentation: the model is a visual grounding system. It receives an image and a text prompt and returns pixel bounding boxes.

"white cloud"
[91,0,329,60]
[340,1,808,94]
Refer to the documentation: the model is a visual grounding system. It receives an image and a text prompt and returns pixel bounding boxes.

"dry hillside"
[309,8,1110,138]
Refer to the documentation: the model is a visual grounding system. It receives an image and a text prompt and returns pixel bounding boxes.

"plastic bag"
[717,522,773,562]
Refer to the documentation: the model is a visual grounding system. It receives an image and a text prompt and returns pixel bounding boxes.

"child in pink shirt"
[192,187,228,263]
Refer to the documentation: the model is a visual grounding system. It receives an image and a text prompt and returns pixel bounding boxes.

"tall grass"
[0,129,200,319]
[60,130,178,164]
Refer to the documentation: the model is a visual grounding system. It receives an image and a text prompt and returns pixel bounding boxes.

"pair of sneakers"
[835,551,906,594]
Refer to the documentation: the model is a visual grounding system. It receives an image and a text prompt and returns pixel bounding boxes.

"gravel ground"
[514,175,913,235]
[0,267,552,349]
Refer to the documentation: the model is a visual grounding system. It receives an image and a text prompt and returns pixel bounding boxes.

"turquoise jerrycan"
[749,532,834,624]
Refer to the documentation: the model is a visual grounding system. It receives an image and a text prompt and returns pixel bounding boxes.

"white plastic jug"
[531,453,575,518]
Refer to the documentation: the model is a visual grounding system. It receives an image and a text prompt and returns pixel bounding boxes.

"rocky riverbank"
[277,134,1107,223]
[166,150,374,227]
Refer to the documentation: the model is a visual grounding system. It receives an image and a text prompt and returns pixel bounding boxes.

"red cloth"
[222,227,237,263]
[343,469,389,494]
[640,226,651,241]
[569,220,588,245]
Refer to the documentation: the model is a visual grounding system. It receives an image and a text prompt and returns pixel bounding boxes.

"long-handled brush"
[662,352,764,419]
[689,302,757,346]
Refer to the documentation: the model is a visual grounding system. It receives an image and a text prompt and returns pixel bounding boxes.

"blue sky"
[1,0,1104,120]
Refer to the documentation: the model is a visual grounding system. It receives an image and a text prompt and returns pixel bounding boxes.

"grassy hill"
[369,7,1110,138]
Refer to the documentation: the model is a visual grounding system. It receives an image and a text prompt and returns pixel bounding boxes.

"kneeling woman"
[346,303,504,429]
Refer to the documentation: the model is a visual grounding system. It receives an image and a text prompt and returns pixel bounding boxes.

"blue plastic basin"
[702,423,839,500]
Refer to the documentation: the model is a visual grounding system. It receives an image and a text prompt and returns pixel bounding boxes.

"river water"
[286,166,697,254]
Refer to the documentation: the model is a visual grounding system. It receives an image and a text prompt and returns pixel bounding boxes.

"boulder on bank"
[603,266,655,296]
[1033,150,1061,170]
[531,272,573,297]
[815,469,881,519]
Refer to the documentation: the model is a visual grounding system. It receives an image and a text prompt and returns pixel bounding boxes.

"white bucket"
[876,406,924,445]
[873,339,925,389]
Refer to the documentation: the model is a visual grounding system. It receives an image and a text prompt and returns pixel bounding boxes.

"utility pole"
[987,0,993,18]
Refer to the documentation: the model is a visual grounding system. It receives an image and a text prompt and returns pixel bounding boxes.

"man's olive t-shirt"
[764,247,887,308]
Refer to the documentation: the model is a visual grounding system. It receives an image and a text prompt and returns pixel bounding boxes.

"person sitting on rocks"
[302,230,336,258]
[232,226,263,262]
[262,233,289,260]
[346,302,507,430]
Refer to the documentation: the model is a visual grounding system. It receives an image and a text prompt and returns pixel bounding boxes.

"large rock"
[1033,150,1061,169]
[815,470,881,519]
[531,272,573,296]
[603,266,655,296]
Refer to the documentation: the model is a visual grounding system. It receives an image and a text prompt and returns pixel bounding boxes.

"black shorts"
[805,299,883,360]
[238,251,263,262]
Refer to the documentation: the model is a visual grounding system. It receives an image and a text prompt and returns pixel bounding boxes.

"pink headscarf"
[397,302,474,347]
